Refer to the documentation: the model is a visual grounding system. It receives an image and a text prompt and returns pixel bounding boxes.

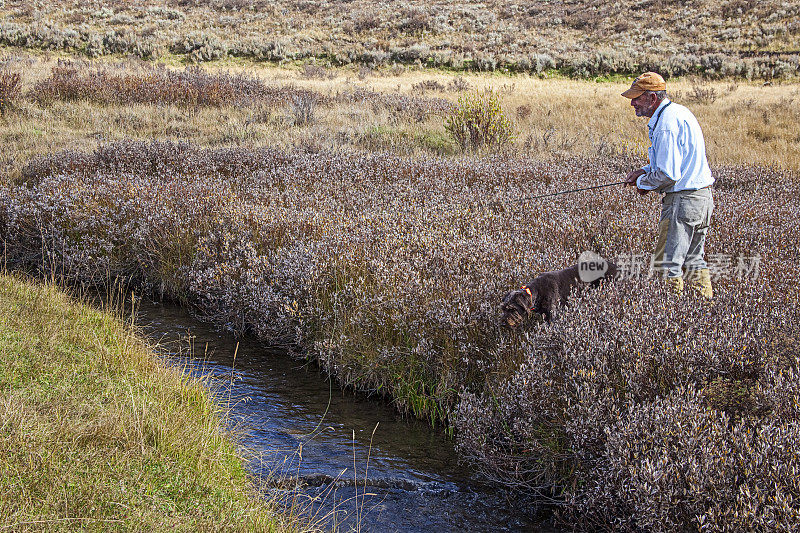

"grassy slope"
[1,0,798,70]
[0,273,291,531]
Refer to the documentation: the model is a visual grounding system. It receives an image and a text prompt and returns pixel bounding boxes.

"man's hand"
[624,169,649,196]
[624,169,645,187]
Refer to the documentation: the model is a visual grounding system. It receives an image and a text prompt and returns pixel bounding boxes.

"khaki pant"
[652,187,714,280]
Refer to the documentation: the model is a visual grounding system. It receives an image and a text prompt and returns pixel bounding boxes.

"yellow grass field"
[2,54,799,189]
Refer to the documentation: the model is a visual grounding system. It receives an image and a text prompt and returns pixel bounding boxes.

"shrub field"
[28,60,454,119]
[1,139,798,529]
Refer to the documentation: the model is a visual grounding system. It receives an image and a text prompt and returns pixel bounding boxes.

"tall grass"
[0,272,297,530]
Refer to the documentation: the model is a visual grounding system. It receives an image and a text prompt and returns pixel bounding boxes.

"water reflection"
[136,298,558,532]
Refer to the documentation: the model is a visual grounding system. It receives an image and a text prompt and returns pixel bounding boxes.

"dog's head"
[500,285,537,328]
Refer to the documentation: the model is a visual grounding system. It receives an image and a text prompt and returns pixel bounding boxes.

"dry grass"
[1,55,800,187]
[497,76,800,170]
[0,272,297,531]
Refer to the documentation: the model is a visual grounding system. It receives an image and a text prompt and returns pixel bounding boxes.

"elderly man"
[623,72,714,298]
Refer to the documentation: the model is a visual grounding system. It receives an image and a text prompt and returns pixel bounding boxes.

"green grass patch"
[0,273,293,531]
[414,130,457,155]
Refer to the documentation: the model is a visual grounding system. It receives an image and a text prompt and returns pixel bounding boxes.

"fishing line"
[515,180,628,201]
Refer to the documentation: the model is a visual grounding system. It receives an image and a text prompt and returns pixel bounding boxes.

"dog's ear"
[501,288,531,315]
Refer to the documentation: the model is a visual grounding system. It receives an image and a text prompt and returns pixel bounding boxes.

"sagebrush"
[0,69,21,114]
[445,90,515,151]
[1,0,799,78]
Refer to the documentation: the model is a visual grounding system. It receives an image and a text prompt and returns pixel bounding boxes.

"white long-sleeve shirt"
[637,99,714,193]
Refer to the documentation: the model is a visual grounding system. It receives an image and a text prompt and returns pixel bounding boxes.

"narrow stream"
[135,298,558,532]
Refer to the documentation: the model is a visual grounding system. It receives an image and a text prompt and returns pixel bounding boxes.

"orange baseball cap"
[621,72,667,99]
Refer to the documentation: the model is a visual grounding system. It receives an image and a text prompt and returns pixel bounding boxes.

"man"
[622,72,714,298]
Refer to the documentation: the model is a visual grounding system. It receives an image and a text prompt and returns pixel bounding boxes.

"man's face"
[631,92,657,118]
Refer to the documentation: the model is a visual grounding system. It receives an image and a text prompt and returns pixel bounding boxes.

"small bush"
[398,9,432,34]
[447,77,473,92]
[444,90,514,151]
[0,70,22,115]
[173,33,228,62]
[300,63,332,80]
[289,93,318,126]
[686,83,719,104]
[411,79,446,94]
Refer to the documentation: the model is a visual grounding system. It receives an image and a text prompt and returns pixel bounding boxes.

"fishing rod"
[517,180,628,201]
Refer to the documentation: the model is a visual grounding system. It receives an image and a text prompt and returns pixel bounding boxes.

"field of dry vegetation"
[1,3,800,529]
[3,136,799,530]
[1,57,800,179]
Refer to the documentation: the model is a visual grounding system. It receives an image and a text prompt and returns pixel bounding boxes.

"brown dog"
[501,261,618,326]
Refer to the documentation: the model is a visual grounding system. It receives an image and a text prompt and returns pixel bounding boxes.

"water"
[135,298,558,532]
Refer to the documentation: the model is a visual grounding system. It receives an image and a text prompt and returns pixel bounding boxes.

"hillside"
[1,0,798,77]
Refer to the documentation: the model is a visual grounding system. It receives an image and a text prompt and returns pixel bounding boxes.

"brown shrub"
[0,70,22,115]
[411,79,446,94]
[30,61,325,109]
[26,61,453,122]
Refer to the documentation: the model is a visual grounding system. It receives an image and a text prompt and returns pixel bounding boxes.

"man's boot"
[685,268,713,299]
[665,276,684,295]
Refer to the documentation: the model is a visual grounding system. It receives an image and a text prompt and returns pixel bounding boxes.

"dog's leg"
[538,292,555,322]
[541,302,558,322]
